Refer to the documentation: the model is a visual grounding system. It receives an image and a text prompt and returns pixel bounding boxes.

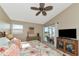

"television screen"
[59,29,76,38]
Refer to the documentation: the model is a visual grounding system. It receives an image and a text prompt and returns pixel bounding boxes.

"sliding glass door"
[43,26,55,44]
[44,27,49,42]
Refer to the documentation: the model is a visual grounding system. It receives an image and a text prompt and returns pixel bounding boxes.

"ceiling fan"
[31,3,53,16]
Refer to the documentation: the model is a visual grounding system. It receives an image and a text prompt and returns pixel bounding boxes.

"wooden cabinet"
[57,37,78,56]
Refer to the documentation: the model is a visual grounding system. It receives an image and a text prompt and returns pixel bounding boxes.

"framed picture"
[28,27,34,34]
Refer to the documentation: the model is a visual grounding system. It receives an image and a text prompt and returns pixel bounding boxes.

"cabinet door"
[65,40,78,56]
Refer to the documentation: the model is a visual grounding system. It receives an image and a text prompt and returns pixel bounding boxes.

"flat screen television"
[59,29,76,39]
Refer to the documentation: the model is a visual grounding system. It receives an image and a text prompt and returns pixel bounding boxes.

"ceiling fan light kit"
[31,3,53,16]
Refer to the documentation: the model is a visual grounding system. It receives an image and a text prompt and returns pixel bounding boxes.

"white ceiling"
[0,3,72,24]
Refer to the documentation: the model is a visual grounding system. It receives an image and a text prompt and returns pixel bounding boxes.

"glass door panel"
[44,27,49,42]
[44,26,55,43]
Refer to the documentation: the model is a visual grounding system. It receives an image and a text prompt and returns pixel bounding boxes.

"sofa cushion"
[0,37,10,48]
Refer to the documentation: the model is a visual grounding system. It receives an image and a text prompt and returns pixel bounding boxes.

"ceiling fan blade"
[44,6,53,11]
[40,3,45,8]
[36,11,41,16]
[31,7,39,10]
[42,11,47,16]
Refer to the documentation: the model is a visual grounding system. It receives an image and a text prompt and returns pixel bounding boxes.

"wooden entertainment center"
[57,37,78,56]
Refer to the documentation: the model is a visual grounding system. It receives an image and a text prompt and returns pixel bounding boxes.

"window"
[12,24,23,34]
[44,27,49,33]
[0,23,10,32]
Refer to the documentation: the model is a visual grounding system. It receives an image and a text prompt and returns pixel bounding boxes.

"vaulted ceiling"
[0,3,72,24]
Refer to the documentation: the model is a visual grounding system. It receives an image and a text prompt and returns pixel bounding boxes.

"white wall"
[0,5,43,42]
[0,6,10,23]
[44,3,79,55]
[45,4,79,40]
[11,20,43,41]
[0,6,11,33]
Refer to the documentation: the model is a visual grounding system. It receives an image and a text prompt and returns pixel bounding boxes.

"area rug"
[20,40,62,56]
